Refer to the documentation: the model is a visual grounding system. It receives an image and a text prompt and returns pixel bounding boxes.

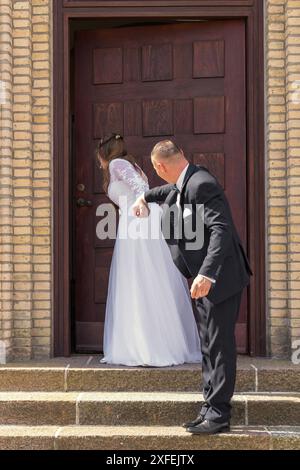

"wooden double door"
[73,20,248,353]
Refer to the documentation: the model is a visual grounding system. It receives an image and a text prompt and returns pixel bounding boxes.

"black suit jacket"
[144,163,252,304]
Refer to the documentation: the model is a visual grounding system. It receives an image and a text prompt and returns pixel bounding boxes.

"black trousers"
[195,290,243,423]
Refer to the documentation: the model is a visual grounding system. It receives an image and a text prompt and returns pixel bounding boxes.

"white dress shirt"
[176,164,216,284]
[176,164,189,192]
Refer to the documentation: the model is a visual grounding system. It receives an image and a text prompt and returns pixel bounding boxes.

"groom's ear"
[151,156,160,171]
[159,162,168,174]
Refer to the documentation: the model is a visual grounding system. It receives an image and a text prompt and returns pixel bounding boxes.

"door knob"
[77,183,85,192]
[76,197,93,207]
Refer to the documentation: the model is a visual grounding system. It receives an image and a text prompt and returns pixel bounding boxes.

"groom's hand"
[190,275,212,299]
[132,194,150,217]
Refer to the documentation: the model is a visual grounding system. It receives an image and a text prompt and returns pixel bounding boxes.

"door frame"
[53,0,266,356]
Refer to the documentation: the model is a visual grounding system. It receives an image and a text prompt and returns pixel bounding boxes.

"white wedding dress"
[99,158,202,367]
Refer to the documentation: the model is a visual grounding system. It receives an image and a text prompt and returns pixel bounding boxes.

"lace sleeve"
[109,158,148,195]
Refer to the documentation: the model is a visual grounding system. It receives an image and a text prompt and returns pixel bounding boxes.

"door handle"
[76,197,93,207]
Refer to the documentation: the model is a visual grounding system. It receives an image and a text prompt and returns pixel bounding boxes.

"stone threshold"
[2,355,299,369]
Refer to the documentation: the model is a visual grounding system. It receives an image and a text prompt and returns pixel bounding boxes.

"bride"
[96,133,202,367]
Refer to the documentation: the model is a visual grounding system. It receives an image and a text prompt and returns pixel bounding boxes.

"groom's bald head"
[150,140,189,184]
[151,140,183,161]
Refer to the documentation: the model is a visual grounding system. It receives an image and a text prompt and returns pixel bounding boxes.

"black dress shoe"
[186,419,230,434]
[182,414,204,428]
[182,413,205,429]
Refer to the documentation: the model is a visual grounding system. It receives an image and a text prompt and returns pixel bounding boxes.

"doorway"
[53,2,266,357]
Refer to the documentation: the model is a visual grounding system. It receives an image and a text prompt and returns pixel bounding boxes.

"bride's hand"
[138,204,150,217]
[132,195,150,218]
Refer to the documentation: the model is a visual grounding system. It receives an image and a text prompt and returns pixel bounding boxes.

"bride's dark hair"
[95,133,143,193]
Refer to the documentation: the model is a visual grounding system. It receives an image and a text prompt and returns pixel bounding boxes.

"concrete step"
[1,356,299,392]
[0,425,299,450]
[0,391,299,426]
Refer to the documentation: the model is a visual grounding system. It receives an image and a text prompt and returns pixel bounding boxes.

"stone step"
[1,357,299,392]
[0,391,299,426]
[0,425,299,450]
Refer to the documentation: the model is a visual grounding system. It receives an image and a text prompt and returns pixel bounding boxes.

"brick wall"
[285,0,300,356]
[0,1,299,360]
[0,0,14,360]
[0,0,51,360]
[266,0,300,358]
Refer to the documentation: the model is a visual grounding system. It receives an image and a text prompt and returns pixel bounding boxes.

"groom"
[133,140,252,434]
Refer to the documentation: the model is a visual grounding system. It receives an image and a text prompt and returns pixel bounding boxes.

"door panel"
[74,20,247,352]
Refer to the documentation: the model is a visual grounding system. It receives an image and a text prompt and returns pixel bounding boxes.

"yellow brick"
[32,291,50,300]
[269,206,287,216]
[289,214,300,224]
[33,24,49,33]
[269,308,288,318]
[32,34,49,43]
[269,168,287,177]
[14,178,32,188]
[33,282,50,290]
[32,0,49,5]
[32,273,50,282]
[33,116,49,124]
[32,336,51,346]
[13,188,31,197]
[268,5,284,14]
[290,252,300,262]
[33,245,50,254]
[290,227,300,235]
[33,300,50,310]
[270,271,287,281]
[33,319,51,328]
